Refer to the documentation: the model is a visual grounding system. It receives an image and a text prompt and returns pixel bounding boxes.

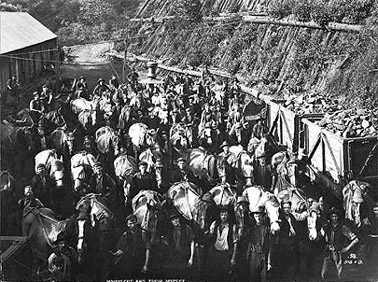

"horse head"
[52,109,67,128]
[243,186,280,234]
[50,156,65,188]
[65,129,77,156]
[254,136,269,160]
[238,152,254,186]
[307,202,321,241]
[0,171,15,193]
[19,126,36,152]
[194,193,214,231]
[133,190,163,244]
[235,197,248,240]
[71,165,88,193]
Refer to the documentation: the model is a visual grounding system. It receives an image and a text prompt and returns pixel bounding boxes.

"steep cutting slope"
[129,0,378,110]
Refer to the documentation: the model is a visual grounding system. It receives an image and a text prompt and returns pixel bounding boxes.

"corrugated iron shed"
[0,12,57,54]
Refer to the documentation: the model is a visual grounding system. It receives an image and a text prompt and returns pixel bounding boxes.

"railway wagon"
[0,236,32,281]
[264,99,323,153]
[301,117,378,190]
[257,98,378,192]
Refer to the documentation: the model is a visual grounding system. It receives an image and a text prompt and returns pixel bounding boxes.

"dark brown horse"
[22,207,67,279]
[1,121,36,171]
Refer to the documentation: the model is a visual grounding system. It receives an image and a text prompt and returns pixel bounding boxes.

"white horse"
[242,185,281,234]
[35,149,65,188]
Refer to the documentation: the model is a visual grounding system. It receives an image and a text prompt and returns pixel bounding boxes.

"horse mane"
[79,193,114,221]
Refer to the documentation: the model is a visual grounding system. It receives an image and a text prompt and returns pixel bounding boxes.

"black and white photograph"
[1,0,378,281]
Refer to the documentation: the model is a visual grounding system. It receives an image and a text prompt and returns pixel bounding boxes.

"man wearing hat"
[18,186,45,218]
[276,200,299,281]
[81,135,99,157]
[127,68,139,92]
[71,75,88,93]
[171,157,195,184]
[89,161,116,203]
[109,74,120,91]
[242,206,273,282]
[154,159,169,193]
[251,116,267,141]
[253,151,276,193]
[130,162,158,198]
[164,210,195,278]
[6,75,19,111]
[142,106,161,130]
[92,78,110,99]
[321,208,359,280]
[29,91,45,123]
[48,232,78,281]
[31,163,54,208]
[206,206,238,281]
[119,132,135,157]
[218,141,236,185]
[110,214,151,277]
[40,84,54,112]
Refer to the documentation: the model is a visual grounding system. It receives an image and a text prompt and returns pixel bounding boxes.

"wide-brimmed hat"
[33,91,39,96]
[155,160,164,168]
[220,141,230,148]
[98,78,105,83]
[177,157,186,163]
[37,163,46,169]
[125,214,137,223]
[93,162,102,169]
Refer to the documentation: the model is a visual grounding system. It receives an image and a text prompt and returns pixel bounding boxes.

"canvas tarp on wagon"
[301,117,378,190]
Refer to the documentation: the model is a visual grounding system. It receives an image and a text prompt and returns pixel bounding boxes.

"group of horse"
[1,76,377,281]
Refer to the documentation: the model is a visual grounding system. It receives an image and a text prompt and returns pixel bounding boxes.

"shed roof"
[0,12,57,55]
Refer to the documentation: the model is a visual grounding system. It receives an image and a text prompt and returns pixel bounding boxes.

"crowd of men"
[4,67,362,282]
